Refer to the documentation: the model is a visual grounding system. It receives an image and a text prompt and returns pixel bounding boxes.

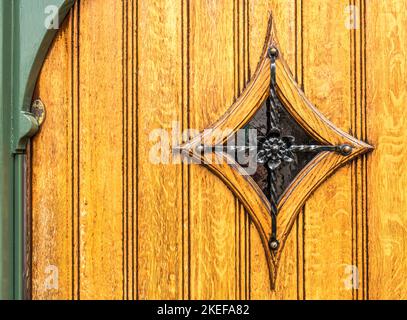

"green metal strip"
[0,0,14,299]
[14,155,24,300]
[1,0,75,300]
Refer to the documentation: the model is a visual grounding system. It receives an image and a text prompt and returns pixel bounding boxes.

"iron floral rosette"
[257,129,296,171]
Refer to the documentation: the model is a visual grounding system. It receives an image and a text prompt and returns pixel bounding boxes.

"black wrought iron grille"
[198,47,352,251]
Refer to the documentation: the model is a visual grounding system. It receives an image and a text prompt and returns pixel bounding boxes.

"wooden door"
[28,0,407,300]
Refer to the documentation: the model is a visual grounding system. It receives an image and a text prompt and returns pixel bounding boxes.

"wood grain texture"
[177,2,371,290]
[366,0,407,299]
[30,0,407,300]
[137,0,184,299]
[188,0,237,300]
[31,0,249,300]
[31,15,74,300]
[351,0,369,300]
[77,0,124,299]
[301,0,354,300]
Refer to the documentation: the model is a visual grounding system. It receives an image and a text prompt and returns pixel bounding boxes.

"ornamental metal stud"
[31,99,46,126]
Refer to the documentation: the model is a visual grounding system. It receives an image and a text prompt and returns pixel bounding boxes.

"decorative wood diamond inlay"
[175,16,373,287]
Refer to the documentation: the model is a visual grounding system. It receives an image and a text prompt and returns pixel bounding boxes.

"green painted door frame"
[0,0,75,300]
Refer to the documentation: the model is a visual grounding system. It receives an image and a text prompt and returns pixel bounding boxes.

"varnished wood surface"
[366,0,407,299]
[31,14,74,300]
[30,0,407,300]
[177,5,371,288]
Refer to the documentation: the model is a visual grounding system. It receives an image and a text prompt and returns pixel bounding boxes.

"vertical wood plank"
[366,0,407,299]
[136,0,184,299]
[77,0,124,299]
[302,0,353,299]
[188,0,237,299]
[31,17,73,300]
